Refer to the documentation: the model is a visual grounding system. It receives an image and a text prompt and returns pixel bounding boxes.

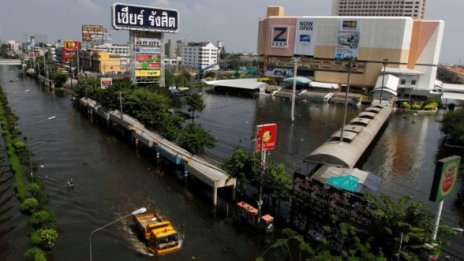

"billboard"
[82,25,106,45]
[63,40,82,52]
[256,123,277,151]
[134,36,161,74]
[271,26,289,48]
[430,155,461,202]
[135,70,160,77]
[112,3,179,33]
[62,51,75,63]
[335,19,360,60]
[294,18,316,56]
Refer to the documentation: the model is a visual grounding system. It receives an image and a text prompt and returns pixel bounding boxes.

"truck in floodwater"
[133,212,181,255]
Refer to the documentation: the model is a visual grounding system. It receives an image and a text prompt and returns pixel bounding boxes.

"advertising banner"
[335,19,360,60]
[271,26,289,48]
[63,40,82,52]
[82,25,106,45]
[62,51,75,63]
[134,37,162,71]
[112,3,179,33]
[430,155,461,202]
[256,123,277,151]
[135,70,161,77]
[294,18,316,56]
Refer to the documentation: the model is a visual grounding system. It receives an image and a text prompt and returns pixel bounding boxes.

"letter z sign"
[272,27,288,48]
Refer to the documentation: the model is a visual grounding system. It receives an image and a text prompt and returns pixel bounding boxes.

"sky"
[0,0,462,64]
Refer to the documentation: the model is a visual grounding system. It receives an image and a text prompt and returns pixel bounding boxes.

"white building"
[91,43,130,56]
[179,42,218,70]
[258,6,444,98]
[332,0,426,19]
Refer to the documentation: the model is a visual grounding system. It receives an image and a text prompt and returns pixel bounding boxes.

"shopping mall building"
[257,6,444,98]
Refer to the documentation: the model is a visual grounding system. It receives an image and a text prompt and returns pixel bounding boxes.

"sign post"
[111,3,178,85]
[256,123,277,221]
[429,155,461,240]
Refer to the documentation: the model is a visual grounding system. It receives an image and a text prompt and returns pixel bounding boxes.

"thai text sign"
[430,155,461,202]
[112,3,179,33]
[256,123,277,151]
[82,25,106,44]
[135,70,160,77]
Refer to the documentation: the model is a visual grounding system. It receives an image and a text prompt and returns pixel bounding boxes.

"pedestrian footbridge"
[78,97,236,206]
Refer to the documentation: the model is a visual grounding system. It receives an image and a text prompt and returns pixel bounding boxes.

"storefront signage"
[256,123,277,151]
[271,27,289,48]
[135,70,160,77]
[100,77,112,89]
[430,155,461,202]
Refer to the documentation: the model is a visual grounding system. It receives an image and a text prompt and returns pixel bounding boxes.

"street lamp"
[340,57,354,143]
[89,207,147,261]
[290,57,300,122]
[451,227,464,232]
[379,58,388,105]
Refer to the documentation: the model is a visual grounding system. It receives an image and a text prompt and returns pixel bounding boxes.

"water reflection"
[0,68,462,259]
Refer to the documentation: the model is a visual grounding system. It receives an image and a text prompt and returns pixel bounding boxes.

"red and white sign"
[63,40,82,52]
[100,77,112,89]
[256,123,277,151]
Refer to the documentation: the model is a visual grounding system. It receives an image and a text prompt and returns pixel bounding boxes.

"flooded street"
[0,65,462,260]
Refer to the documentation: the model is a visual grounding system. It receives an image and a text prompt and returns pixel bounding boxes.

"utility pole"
[291,57,299,122]
[379,58,388,105]
[340,57,354,143]
[257,138,266,222]
[119,91,123,120]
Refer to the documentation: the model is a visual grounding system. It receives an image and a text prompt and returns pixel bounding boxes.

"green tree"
[20,197,38,214]
[263,161,292,211]
[31,228,58,250]
[176,70,191,87]
[223,148,292,206]
[49,72,67,87]
[177,123,215,154]
[222,147,255,195]
[29,210,56,228]
[440,108,464,144]
[165,70,176,87]
[185,93,205,123]
[24,247,47,261]
[364,195,436,260]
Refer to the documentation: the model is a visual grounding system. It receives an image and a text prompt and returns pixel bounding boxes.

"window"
[411,79,416,85]
[400,79,406,85]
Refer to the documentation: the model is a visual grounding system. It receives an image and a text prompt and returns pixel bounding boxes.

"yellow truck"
[133,212,180,255]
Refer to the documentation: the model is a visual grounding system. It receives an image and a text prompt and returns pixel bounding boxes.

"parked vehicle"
[133,212,181,255]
